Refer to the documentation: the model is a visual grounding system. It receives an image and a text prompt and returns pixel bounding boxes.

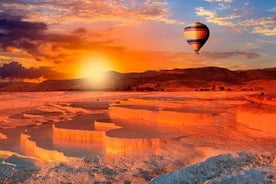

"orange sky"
[0,0,275,81]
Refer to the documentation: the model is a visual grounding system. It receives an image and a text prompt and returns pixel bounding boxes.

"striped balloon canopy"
[184,22,209,54]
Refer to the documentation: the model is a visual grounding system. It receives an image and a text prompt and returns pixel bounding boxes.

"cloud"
[0,13,66,59]
[72,28,87,35]
[239,17,276,36]
[196,4,276,36]
[0,0,183,25]
[0,61,66,80]
[129,0,182,24]
[0,1,185,69]
[0,13,120,62]
[201,51,260,59]
[268,7,276,13]
[217,3,231,10]
[0,13,46,53]
[195,6,239,26]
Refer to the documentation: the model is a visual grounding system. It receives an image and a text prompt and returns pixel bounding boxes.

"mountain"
[0,82,36,91]
[0,67,275,92]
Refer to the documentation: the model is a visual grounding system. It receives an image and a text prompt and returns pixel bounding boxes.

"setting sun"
[77,55,113,85]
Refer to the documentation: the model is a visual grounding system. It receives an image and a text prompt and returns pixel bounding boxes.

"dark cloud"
[0,13,119,61]
[0,61,66,79]
[0,13,46,54]
[0,13,73,47]
[72,28,87,35]
[45,33,81,43]
[0,13,81,56]
[72,28,103,38]
[202,51,260,59]
[0,14,46,35]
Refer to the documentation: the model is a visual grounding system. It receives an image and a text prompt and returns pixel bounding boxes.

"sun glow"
[77,55,113,86]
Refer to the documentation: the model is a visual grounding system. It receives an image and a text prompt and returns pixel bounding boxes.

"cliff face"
[0,67,275,91]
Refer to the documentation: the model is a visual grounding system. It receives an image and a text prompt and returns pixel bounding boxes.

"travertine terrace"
[0,91,275,183]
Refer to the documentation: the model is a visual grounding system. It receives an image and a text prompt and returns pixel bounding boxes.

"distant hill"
[0,67,275,92]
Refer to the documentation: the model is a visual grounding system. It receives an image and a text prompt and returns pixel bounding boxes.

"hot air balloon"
[184,22,209,54]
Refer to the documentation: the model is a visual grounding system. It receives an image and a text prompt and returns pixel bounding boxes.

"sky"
[0,0,275,81]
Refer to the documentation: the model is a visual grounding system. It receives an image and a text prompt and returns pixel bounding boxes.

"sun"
[77,55,112,85]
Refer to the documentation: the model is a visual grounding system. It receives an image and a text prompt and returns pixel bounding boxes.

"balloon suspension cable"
[194,51,199,55]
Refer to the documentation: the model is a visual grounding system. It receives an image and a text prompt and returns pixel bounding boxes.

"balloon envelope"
[184,22,209,54]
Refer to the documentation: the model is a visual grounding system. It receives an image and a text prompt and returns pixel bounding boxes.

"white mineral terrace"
[0,92,275,183]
